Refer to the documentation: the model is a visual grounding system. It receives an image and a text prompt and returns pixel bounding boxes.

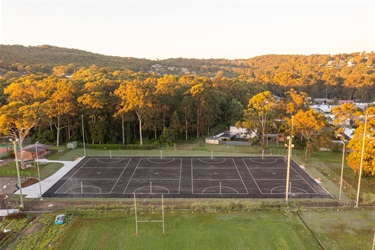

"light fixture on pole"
[81,115,86,157]
[35,141,43,200]
[9,138,24,208]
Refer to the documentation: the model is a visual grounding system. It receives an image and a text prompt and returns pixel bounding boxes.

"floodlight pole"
[339,140,346,201]
[10,139,24,208]
[81,115,86,157]
[285,116,294,205]
[134,193,138,234]
[35,141,43,200]
[355,113,368,208]
[285,135,294,205]
[162,194,165,234]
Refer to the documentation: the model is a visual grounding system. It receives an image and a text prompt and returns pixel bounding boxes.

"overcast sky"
[1,0,374,59]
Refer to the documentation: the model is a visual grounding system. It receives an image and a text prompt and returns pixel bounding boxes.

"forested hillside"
[1,45,375,174]
[1,45,375,101]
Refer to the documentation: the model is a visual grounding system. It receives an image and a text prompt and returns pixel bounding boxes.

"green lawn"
[55,211,319,250]
[300,209,375,250]
[308,151,375,194]
[0,162,63,180]
[4,209,374,249]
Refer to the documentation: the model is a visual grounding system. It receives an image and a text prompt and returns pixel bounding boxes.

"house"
[354,100,375,110]
[17,144,48,162]
[313,98,333,105]
[229,126,255,139]
[338,100,354,105]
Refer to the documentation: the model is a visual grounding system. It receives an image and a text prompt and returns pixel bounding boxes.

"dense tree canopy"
[1,46,375,176]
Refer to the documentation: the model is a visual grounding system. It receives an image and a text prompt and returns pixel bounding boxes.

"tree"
[113,79,153,145]
[292,109,325,158]
[284,88,309,115]
[346,107,375,175]
[0,102,44,168]
[242,91,276,151]
[43,76,77,147]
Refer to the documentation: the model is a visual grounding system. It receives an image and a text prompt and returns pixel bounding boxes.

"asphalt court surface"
[44,156,332,198]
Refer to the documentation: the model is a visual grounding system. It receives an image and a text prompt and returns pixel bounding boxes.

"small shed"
[17,144,48,162]
[67,141,77,149]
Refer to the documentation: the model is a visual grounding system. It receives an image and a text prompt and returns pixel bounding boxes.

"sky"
[0,0,374,59]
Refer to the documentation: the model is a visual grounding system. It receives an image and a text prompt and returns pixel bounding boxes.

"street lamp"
[81,115,86,157]
[35,141,43,200]
[9,138,24,208]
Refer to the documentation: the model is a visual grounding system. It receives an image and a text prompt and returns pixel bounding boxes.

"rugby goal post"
[134,193,165,234]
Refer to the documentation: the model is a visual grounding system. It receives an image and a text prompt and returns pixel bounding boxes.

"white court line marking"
[132,178,181,181]
[192,158,248,194]
[97,158,126,164]
[242,158,319,194]
[56,157,131,195]
[179,160,182,194]
[202,185,239,194]
[270,186,308,194]
[193,167,238,169]
[109,158,131,193]
[243,158,318,195]
[55,158,94,194]
[61,186,102,194]
[245,166,287,169]
[291,165,318,194]
[191,158,194,194]
[248,158,278,164]
[123,158,182,194]
[232,158,249,194]
[81,167,127,169]
[198,158,227,164]
[294,165,333,197]
[70,178,119,180]
[254,179,301,181]
[242,159,264,194]
[133,185,170,194]
[123,159,142,194]
[147,158,176,164]
[137,167,181,169]
[195,179,243,181]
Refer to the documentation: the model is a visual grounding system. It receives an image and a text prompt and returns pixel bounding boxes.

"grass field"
[55,211,320,250]
[300,209,375,250]
[8,209,371,250]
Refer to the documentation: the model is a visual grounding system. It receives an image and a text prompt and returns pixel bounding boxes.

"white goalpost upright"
[134,193,165,234]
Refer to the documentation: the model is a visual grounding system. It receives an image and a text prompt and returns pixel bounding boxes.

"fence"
[174,142,306,157]
[22,199,356,214]
[314,162,357,198]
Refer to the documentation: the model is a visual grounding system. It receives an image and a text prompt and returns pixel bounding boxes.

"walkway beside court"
[15,157,84,198]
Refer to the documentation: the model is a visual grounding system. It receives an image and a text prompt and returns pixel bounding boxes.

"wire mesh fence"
[313,162,357,198]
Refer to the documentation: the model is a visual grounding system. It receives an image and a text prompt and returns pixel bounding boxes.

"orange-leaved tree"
[242,91,276,151]
[0,102,44,168]
[292,109,325,158]
[346,107,375,175]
